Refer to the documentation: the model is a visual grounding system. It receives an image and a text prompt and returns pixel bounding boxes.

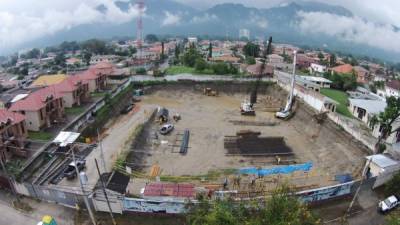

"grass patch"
[28,131,54,141]
[65,106,85,115]
[90,92,106,98]
[165,66,214,75]
[320,88,353,118]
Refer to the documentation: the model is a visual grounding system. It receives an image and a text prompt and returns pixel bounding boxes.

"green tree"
[370,97,400,153]
[384,171,400,197]
[187,185,320,225]
[82,51,92,66]
[182,45,201,67]
[208,42,213,59]
[161,41,165,60]
[54,53,66,66]
[212,62,230,75]
[246,56,256,65]
[330,54,336,67]
[318,52,324,61]
[243,42,260,57]
[25,48,41,59]
[194,58,207,71]
[128,46,137,57]
[145,34,159,43]
[81,39,108,55]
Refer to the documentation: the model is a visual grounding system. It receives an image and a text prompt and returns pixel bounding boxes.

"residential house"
[210,56,240,64]
[331,64,370,83]
[0,109,27,164]
[331,64,353,74]
[364,154,400,188]
[30,74,67,88]
[296,54,316,69]
[267,54,284,64]
[246,63,274,77]
[353,66,370,83]
[141,183,195,201]
[309,63,327,74]
[77,69,107,93]
[348,98,386,124]
[90,55,118,65]
[9,87,64,131]
[90,62,114,75]
[54,76,90,108]
[377,80,400,98]
[299,76,332,89]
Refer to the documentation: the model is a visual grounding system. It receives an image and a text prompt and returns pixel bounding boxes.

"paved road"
[0,190,74,225]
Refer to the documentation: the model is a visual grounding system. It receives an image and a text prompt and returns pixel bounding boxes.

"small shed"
[92,171,130,214]
[365,154,400,188]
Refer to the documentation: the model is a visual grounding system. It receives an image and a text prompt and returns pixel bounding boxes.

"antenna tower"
[136,0,145,61]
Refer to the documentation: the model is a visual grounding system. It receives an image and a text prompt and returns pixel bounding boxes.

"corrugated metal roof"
[144,183,195,198]
[366,154,399,168]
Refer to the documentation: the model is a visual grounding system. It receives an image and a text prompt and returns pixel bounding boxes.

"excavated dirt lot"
[125,83,368,188]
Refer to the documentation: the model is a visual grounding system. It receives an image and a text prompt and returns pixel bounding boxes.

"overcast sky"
[1,0,400,54]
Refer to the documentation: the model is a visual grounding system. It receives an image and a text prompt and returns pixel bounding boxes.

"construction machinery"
[241,36,273,115]
[203,87,218,96]
[276,51,297,119]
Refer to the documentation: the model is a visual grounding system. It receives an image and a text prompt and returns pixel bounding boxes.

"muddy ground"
[125,83,368,189]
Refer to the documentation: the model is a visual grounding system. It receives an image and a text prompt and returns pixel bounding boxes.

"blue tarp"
[239,162,313,176]
[335,174,353,183]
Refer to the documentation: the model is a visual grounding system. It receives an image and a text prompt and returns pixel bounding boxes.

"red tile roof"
[54,75,88,93]
[143,183,195,198]
[77,69,100,81]
[90,62,114,75]
[387,80,400,90]
[9,86,63,111]
[0,109,25,124]
[331,64,353,74]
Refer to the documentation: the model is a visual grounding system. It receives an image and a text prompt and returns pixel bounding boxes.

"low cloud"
[0,0,140,51]
[191,13,218,23]
[296,11,400,53]
[162,11,181,26]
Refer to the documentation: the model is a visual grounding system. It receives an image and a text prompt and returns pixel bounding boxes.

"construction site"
[122,82,369,196]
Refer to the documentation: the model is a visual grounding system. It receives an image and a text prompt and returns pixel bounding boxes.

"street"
[0,190,75,225]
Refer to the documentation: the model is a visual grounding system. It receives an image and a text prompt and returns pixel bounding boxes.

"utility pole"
[343,156,373,222]
[97,129,107,173]
[72,147,97,225]
[95,159,117,225]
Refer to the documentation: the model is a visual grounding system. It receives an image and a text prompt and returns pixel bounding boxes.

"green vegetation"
[243,42,260,57]
[28,131,54,141]
[166,66,213,75]
[90,92,107,98]
[385,171,400,197]
[323,72,357,91]
[65,106,85,115]
[83,84,134,137]
[187,185,321,225]
[320,88,353,117]
[370,97,400,153]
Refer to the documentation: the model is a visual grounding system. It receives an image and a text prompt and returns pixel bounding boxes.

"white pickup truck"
[378,195,399,213]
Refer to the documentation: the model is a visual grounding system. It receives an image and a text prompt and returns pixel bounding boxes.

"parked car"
[120,104,134,114]
[378,195,399,213]
[159,124,174,135]
[63,160,86,179]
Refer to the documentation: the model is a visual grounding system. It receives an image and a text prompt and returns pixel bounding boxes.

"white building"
[267,54,284,64]
[239,29,250,40]
[364,154,400,188]
[309,63,327,74]
[299,76,332,89]
[187,37,198,45]
[90,55,118,65]
[377,80,400,98]
[348,98,386,124]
